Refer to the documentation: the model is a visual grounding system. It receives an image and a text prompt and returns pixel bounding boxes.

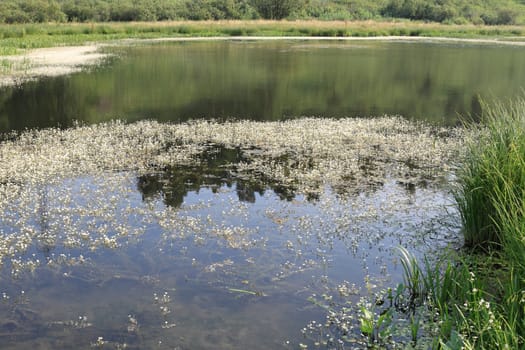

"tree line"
[0,0,523,25]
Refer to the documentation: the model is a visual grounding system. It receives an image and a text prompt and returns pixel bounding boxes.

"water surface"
[0,40,518,349]
[1,40,525,131]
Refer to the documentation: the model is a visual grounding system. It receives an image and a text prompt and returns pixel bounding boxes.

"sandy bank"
[0,45,107,87]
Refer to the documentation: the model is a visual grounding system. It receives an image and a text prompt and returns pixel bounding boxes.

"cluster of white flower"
[0,117,466,348]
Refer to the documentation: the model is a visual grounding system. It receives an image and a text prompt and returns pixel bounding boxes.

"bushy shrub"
[382,0,456,22]
[0,2,28,24]
[294,4,351,20]
[22,0,65,22]
[61,0,110,22]
[251,0,305,19]
[0,0,523,24]
[0,0,65,23]
[481,8,518,25]
[382,0,524,25]
[177,0,255,20]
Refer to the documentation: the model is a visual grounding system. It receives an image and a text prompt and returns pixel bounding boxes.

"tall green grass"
[455,97,525,248]
[396,247,524,349]
[403,97,525,349]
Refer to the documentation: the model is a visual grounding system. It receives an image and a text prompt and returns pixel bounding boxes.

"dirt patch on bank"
[0,45,107,87]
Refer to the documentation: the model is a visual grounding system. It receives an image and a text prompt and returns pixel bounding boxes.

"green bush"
[61,0,110,22]
[481,8,518,25]
[0,2,30,24]
[251,0,305,19]
[0,0,65,23]
[382,0,457,22]
[0,0,523,24]
[176,0,251,20]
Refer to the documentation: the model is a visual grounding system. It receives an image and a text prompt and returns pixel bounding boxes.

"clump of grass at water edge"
[398,97,525,349]
[351,98,525,349]
[455,97,525,249]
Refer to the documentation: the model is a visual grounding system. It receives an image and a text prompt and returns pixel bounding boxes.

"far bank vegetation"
[0,0,524,25]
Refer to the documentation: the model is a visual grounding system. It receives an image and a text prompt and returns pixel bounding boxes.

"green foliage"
[481,8,519,24]
[0,0,65,23]
[383,0,523,25]
[397,246,425,303]
[456,97,525,248]
[61,0,110,22]
[382,0,457,22]
[395,245,525,349]
[292,0,386,20]
[251,0,305,19]
[179,0,244,20]
[359,304,393,343]
[439,96,525,348]
[0,0,524,23]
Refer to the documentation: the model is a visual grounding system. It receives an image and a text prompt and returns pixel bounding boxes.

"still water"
[0,40,521,349]
[1,40,525,131]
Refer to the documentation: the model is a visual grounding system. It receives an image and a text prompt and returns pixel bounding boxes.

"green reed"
[455,97,525,248]
[395,247,522,349]
[406,97,525,349]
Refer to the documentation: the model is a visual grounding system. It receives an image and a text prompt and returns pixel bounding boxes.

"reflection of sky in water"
[0,170,460,349]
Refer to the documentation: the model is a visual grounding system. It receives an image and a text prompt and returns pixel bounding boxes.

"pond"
[2,40,525,131]
[0,40,521,349]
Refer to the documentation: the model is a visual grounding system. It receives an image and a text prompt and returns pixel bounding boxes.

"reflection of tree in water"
[136,145,297,208]
[136,142,431,207]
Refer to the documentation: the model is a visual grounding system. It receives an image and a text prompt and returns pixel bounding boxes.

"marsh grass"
[401,97,525,349]
[0,59,13,72]
[394,247,522,349]
[455,97,525,248]
[0,20,524,55]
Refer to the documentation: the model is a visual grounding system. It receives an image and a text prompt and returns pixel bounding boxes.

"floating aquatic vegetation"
[0,116,462,257]
[0,116,466,283]
[0,117,465,348]
[0,117,463,188]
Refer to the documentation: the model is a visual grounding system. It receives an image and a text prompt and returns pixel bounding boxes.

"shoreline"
[144,35,525,45]
[1,35,525,87]
[0,45,107,87]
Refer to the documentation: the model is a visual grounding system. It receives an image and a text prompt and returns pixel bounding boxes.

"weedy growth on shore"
[445,97,525,349]
[1,21,525,58]
[456,97,525,248]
